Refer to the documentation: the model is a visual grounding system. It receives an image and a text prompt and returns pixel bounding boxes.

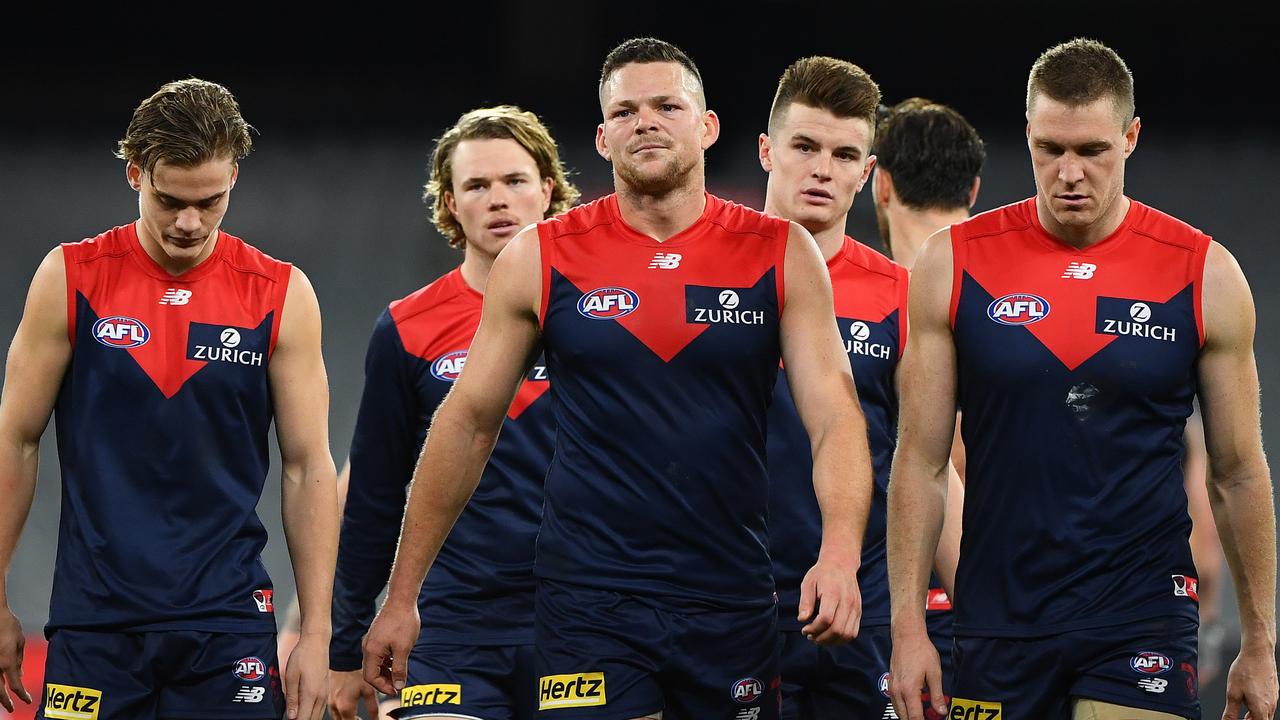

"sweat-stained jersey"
[768,236,907,629]
[535,193,788,608]
[50,222,290,634]
[330,268,553,670]
[950,197,1207,637]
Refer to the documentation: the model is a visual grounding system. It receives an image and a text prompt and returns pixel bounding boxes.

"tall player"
[326,105,578,720]
[760,60,965,720]
[0,79,338,720]
[887,39,1277,720]
[363,37,874,720]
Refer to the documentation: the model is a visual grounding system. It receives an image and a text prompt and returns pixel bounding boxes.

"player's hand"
[0,606,32,713]
[797,556,861,645]
[328,669,379,720]
[284,632,329,720]
[889,627,947,720]
[362,598,420,696]
[1222,640,1278,720]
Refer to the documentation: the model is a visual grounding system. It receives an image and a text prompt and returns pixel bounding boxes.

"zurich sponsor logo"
[1131,652,1173,675]
[987,293,1050,326]
[430,350,468,382]
[731,677,763,704]
[577,287,639,320]
[233,656,267,682]
[93,316,151,348]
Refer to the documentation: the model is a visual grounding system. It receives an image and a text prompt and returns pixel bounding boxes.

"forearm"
[281,454,340,637]
[810,409,873,564]
[887,452,949,638]
[1208,462,1277,648]
[932,463,964,597]
[384,401,499,607]
[0,436,40,602]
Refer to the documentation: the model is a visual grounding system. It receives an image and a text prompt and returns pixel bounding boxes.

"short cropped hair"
[599,37,705,107]
[425,105,580,249]
[874,97,985,210]
[1027,38,1135,125]
[116,78,253,175]
[768,56,880,137]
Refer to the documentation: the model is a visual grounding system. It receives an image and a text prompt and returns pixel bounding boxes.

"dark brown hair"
[768,56,880,136]
[1027,38,1135,125]
[116,78,253,174]
[874,97,985,210]
[425,105,580,249]
[599,37,705,107]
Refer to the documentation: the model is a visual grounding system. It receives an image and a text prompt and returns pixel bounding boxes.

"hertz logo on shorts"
[43,683,103,720]
[400,684,462,707]
[539,672,606,710]
[948,698,1002,720]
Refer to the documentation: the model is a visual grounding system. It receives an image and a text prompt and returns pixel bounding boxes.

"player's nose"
[1058,155,1085,184]
[174,207,202,233]
[812,151,834,180]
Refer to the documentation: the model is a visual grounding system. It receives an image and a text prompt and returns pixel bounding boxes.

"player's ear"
[443,190,458,218]
[595,124,611,161]
[873,167,892,207]
[700,110,720,150]
[758,133,773,173]
[968,176,981,208]
[856,155,876,193]
[229,162,239,190]
[540,176,554,214]
[126,162,143,191]
[1123,116,1141,158]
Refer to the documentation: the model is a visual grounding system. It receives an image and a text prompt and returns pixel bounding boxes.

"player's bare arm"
[1196,240,1277,720]
[361,226,542,695]
[0,249,69,712]
[271,266,341,720]
[779,221,873,647]
[886,229,956,720]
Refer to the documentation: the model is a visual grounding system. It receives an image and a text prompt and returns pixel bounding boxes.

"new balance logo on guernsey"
[539,673,606,710]
[43,684,102,720]
[648,252,682,269]
[233,686,265,703]
[1061,262,1097,279]
[159,288,193,305]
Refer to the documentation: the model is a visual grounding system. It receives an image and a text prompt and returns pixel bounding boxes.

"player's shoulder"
[708,193,790,241]
[389,267,473,324]
[537,194,616,240]
[952,197,1037,244]
[1125,199,1210,252]
[61,223,134,265]
[216,231,293,282]
[837,235,906,282]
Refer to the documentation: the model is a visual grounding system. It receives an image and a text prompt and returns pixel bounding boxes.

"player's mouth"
[166,234,206,248]
[630,142,670,154]
[800,187,834,205]
[487,218,521,236]
[1056,193,1090,208]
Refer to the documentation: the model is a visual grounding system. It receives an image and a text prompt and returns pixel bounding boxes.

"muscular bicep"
[444,228,544,431]
[778,223,858,429]
[896,230,958,470]
[269,266,333,467]
[0,248,72,444]
[1196,241,1264,481]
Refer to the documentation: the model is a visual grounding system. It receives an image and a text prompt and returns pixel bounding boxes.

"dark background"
[1,3,1275,716]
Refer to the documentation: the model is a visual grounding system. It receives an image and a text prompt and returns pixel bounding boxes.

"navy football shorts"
[950,616,1199,719]
[393,643,536,720]
[927,609,956,695]
[535,579,781,720]
[39,629,283,719]
[779,624,893,720]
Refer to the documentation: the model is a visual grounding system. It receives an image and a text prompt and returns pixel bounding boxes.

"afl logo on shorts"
[1131,652,1173,675]
[233,657,267,682]
[987,293,1050,326]
[577,287,639,320]
[430,350,468,382]
[878,672,891,698]
[731,677,763,704]
[92,316,151,348]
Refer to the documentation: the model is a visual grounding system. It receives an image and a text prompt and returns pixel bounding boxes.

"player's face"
[445,138,553,259]
[760,103,874,233]
[1027,94,1139,234]
[596,61,719,195]
[129,157,237,270]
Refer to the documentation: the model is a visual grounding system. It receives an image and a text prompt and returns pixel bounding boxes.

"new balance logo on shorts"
[401,684,462,707]
[948,698,1001,720]
[43,684,102,720]
[538,672,606,710]
[233,686,266,703]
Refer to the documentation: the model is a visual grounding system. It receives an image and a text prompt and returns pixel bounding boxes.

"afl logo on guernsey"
[1131,652,1173,675]
[987,293,1050,326]
[578,287,639,320]
[430,350,468,382]
[93,316,151,348]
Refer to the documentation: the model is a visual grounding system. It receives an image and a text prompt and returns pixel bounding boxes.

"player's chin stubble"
[616,154,693,197]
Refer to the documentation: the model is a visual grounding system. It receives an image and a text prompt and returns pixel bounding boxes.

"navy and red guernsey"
[330,268,553,670]
[536,193,788,608]
[950,197,1207,637]
[768,236,908,629]
[50,222,290,634]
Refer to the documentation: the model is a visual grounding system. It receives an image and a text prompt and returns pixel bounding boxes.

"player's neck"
[134,220,220,276]
[459,246,494,294]
[888,206,971,270]
[1036,194,1131,250]
[615,177,707,242]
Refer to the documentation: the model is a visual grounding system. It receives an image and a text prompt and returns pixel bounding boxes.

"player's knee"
[1071,697,1184,720]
